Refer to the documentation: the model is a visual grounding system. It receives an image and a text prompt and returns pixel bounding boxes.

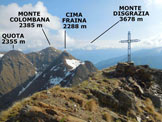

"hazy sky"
[0,0,162,51]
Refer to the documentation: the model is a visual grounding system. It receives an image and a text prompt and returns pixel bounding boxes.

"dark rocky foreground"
[0,62,162,122]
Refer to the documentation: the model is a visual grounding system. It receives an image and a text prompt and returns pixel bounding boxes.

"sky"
[0,0,162,52]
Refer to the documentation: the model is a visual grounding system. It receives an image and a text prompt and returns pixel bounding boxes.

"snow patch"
[43,74,46,78]
[72,73,75,77]
[50,77,63,85]
[64,68,67,72]
[0,54,4,58]
[50,65,60,71]
[65,71,71,77]
[65,59,84,70]
[62,80,67,83]
[35,71,38,74]
[50,66,56,71]
[42,64,48,70]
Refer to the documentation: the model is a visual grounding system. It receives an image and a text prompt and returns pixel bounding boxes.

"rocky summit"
[0,62,162,122]
[26,47,62,72]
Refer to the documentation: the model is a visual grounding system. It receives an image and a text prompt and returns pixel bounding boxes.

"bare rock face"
[90,89,119,110]
[26,47,62,72]
[143,92,161,108]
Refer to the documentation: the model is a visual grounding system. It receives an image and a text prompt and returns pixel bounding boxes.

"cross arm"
[120,40,128,43]
[131,39,140,42]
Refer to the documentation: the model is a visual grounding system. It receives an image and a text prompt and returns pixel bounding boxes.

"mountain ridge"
[0,49,97,111]
[26,47,62,72]
[0,62,162,122]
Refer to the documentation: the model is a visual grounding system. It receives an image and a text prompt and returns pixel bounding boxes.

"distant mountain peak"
[1,50,30,64]
[26,47,62,71]
[59,51,75,60]
[39,47,61,54]
[3,50,23,58]
[61,50,73,57]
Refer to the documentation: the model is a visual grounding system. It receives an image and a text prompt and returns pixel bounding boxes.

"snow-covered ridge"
[65,59,84,70]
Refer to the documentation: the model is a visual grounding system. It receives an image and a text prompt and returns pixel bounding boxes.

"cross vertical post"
[128,31,131,62]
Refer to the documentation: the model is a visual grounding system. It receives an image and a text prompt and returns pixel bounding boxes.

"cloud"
[145,0,162,6]
[0,2,75,51]
[139,33,162,48]
[0,1,127,51]
[0,1,161,52]
[86,32,162,50]
[154,0,162,5]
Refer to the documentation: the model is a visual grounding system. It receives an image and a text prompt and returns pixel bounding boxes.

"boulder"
[128,77,144,96]
[143,93,161,108]
[90,89,119,110]
[135,68,153,82]
[113,89,136,113]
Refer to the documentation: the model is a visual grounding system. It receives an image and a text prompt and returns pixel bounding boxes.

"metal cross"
[120,31,140,63]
